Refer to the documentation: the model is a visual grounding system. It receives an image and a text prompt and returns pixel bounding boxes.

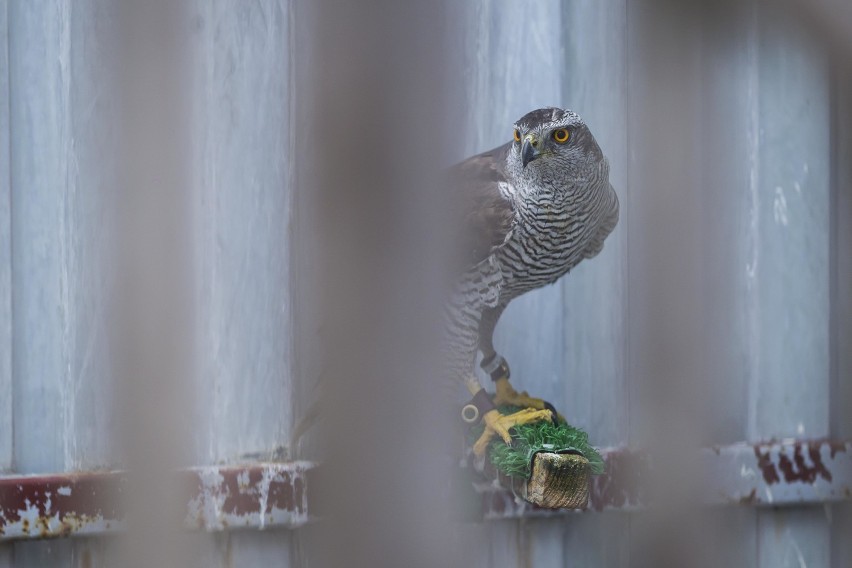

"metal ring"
[461,403,480,424]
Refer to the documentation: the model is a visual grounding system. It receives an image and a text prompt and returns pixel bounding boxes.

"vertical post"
[748,3,831,442]
[189,0,295,563]
[8,0,116,475]
[9,0,74,476]
[190,0,293,471]
[9,0,117,564]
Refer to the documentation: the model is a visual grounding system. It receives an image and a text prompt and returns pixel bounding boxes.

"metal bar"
[1,440,849,540]
[0,462,314,542]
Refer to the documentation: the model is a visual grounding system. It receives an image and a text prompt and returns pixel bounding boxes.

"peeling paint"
[754,440,838,486]
[0,462,315,542]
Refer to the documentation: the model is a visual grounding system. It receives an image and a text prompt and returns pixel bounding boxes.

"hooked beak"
[521,136,540,168]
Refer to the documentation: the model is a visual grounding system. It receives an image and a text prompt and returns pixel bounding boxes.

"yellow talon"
[472,407,554,457]
[492,377,566,422]
[493,377,541,408]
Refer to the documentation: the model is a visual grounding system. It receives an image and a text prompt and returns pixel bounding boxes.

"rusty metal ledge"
[1,440,849,538]
[481,439,852,520]
[0,461,315,542]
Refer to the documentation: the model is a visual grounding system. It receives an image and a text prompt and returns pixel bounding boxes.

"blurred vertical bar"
[831,46,852,568]
[188,0,295,563]
[626,0,705,454]
[626,0,715,565]
[829,37,852,424]
[830,45,852,568]
[751,3,831,567]
[303,1,459,566]
[112,1,194,566]
[9,0,117,565]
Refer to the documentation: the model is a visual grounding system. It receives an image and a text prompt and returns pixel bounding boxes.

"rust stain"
[200,467,297,517]
[1,463,313,541]
[186,464,313,530]
[269,472,296,514]
[0,472,125,527]
[218,468,263,517]
[754,445,780,485]
[805,444,832,483]
[754,441,839,486]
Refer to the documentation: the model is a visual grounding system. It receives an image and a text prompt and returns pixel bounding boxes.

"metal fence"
[0,0,850,566]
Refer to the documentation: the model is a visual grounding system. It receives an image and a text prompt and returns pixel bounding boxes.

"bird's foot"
[493,377,544,408]
[472,407,553,457]
[492,377,565,422]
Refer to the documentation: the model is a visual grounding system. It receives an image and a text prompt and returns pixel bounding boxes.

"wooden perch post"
[521,452,591,509]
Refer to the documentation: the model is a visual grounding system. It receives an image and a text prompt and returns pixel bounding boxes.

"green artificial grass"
[470,405,605,480]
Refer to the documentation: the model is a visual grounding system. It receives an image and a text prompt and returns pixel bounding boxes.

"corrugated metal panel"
[0,1,848,566]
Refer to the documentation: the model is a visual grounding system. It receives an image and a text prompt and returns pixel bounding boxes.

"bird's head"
[507,107,605,190]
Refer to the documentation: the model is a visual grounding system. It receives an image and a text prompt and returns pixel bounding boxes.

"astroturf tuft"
[471,406,605,479]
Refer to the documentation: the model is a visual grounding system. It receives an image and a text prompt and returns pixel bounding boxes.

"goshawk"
[446,107,619,456]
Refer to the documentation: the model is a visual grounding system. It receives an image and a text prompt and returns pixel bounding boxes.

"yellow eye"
[513,129,521,142]
[553,128,570,144]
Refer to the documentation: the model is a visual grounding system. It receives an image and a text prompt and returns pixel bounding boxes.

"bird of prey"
[446,107,619,456]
